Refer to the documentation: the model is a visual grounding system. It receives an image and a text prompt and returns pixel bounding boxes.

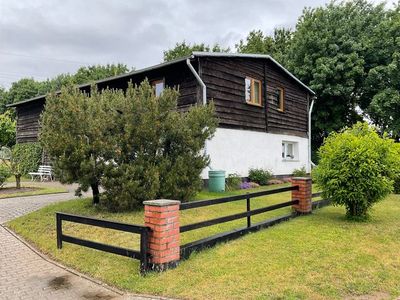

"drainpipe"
[308,97,316,172]
[186,57,206,105]
[186,57,211,171]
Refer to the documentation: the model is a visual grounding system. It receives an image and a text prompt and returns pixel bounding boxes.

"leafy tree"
[73,64,130,84]
[287,0,389,152]
[40,85,115,204]
[236,28,293,64]
[313,122,400,220]
[0,111,16,147]
[163,41,229,62]
[0,146,23,189]
[7,78,42,105]
[101,80,217,210]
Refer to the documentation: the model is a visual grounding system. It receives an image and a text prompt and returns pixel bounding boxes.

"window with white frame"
[282,141,298,160]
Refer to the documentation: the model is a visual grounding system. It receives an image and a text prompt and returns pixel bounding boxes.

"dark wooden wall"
[15,61,199,143]
[200,57,309,137]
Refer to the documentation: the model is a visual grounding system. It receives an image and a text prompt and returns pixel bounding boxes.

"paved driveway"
[0,189,163,300]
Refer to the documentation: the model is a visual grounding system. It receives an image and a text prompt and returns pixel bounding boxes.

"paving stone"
[0,189,165,300]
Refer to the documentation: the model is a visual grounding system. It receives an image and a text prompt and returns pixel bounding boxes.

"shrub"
[12,143,42,175]
[0,164,11,188]
[226,173,241,191]
[292,166,307,177]
[0,111,16,147]
[394,143,400,194]
[313,122,400,220]
[248,168,272,186]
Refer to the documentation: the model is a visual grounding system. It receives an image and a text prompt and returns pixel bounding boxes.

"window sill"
[277,109,285,113]
[282,159,299,162]
[246,101,263,108]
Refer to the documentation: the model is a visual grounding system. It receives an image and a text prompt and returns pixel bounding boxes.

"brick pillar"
[143,199,180,271]
[291,177,312,214]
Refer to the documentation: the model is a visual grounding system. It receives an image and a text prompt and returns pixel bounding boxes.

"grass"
[7,186,400,299]
[0,183,68,199]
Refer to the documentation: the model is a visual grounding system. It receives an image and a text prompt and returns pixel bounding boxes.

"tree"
[287,1,390,153]
[0,146,23,189]
[40,85,115,204]
[0,111,16,147]
[313,122,400,220]
[163,41,230,62]
[236,28,293,64]
[101,80,217,211]
[7,78,42,105]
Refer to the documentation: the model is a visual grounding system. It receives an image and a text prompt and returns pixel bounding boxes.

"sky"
[0,0,385,89]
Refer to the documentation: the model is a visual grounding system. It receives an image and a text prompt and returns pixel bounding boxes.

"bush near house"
[0,164,11,188]
[292,166,307,177]
[248,168,273,186]
[313,122,400,220]
[40,81,217,210]
[225,173,242,190]
[12,142,42,175]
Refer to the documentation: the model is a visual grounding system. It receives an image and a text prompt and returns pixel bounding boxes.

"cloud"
[0,0,378,88]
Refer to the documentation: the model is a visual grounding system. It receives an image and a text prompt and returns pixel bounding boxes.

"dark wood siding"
[200,57,309,137]
[16,99,45,143]
[14,61,199,143]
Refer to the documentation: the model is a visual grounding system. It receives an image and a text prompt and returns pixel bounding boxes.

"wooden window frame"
[245,77,262,107]
[151,78,165,97]
[276,87,285,112]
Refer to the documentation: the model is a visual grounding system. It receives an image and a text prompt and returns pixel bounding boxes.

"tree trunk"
[91,183,100,205]
[15,175,21,189]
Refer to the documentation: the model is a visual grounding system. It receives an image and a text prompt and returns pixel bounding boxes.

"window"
[282,141,297,160]
[151,79,164,97]
[245,77,262,106]
[275,87,284,111]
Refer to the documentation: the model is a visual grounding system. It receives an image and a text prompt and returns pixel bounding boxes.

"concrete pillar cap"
[143,199,181,207]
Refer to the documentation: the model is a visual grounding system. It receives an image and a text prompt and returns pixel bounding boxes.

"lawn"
[0,182,68,199]
[7,185,400,299]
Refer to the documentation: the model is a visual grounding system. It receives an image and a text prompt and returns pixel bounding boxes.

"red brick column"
[143,199,180,271]
[291,177,312,214]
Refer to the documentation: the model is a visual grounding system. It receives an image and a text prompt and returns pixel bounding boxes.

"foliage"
[313,122,400,220]
[40,85,115,204]
[0,146,28,189]
[0,64,130,115]
[394,143,400,194]
[225,173,242,191]
[40,81,216,210]
[0,111,16,147]
[163,41,230,62]
[0,164,11,188]
[12,143,42,175]
[101,81,217,210]
[292,166,307,177]
[248,168,273,186]
[236,28,293,64]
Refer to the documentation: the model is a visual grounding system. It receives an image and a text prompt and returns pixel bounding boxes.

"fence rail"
[56,212,150,273]
[180,185,301,259]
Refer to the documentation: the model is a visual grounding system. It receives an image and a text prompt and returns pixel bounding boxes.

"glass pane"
[155,81,164,97]
[282,143,285,158]
[245,78,251,101]
[287,143,293,158]
[253,81,260,104]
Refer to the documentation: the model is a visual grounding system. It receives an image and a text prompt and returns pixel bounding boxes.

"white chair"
[28,165,54,182]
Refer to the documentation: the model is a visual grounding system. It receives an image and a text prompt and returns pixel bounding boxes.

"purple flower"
[240,181,252,189]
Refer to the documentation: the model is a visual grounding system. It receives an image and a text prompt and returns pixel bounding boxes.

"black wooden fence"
[56,212,150,273]
[179,185,301,259]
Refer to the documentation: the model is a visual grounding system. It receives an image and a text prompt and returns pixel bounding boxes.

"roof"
[7,52,314,107]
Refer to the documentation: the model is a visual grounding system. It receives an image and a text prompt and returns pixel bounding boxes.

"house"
[8,52,315,178]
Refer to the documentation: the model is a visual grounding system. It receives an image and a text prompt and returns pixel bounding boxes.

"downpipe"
[186,57,211,170]
[308,98,316,172]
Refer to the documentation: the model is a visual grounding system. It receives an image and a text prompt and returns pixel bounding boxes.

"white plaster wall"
[202,128,309,179]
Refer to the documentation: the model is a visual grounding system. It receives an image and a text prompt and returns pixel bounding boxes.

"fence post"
[56,213,62,249]
[291,177,312,214]
[143,199,181,272]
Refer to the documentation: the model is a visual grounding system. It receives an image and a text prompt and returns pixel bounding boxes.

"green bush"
[394,143,400,194]
[226,173,242,191]
[0,164,11,187]
[313,122,400,220]
[292,166,307,177]
[248,168,273,186]
[12,143,42,175]
[0,111,16,147]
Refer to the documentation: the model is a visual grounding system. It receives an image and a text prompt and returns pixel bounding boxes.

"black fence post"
[140,227,149,274]
[246,193,251,228]
[56,213,62,249]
